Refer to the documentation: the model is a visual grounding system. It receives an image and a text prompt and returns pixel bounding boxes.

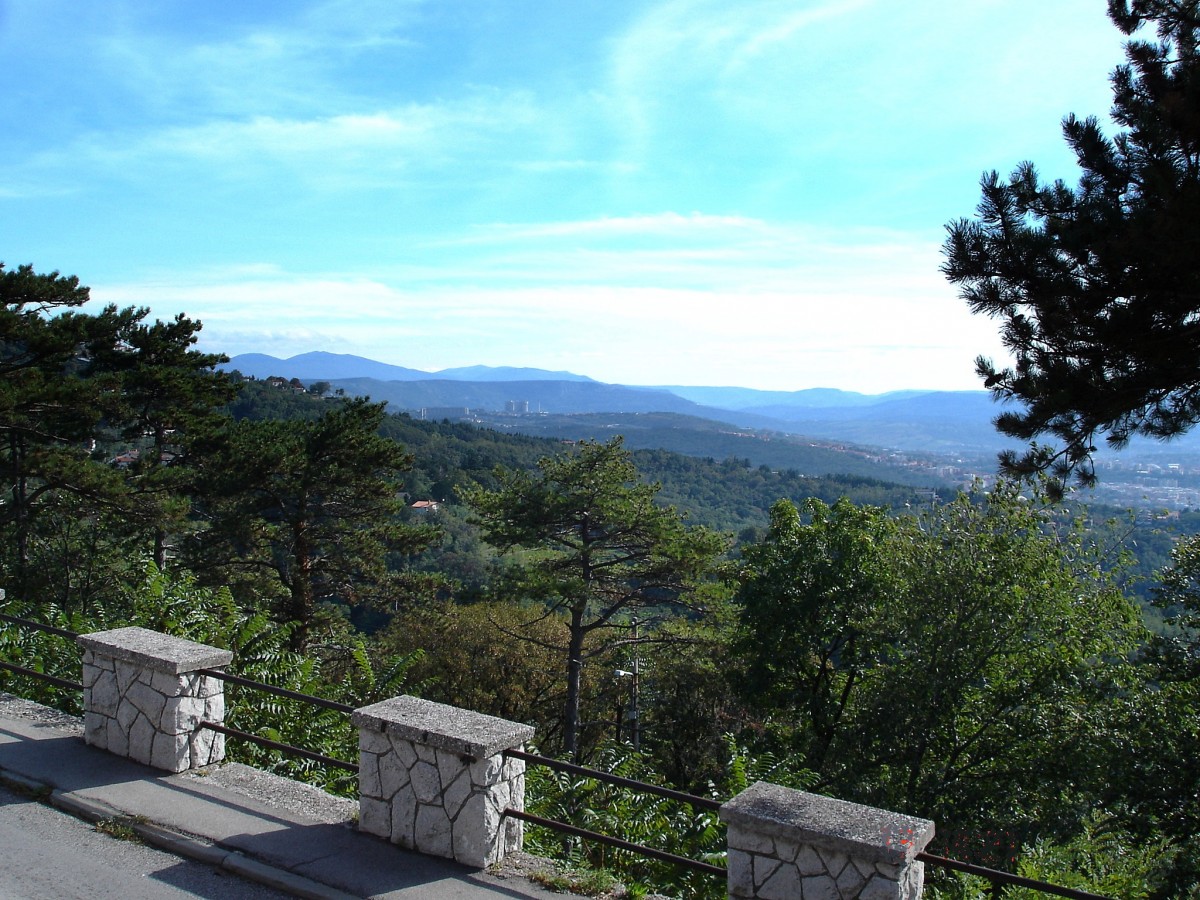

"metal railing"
[506,748,722,812]
[0,612,84,692]
[194,665,359,773]
[198,720,357,773]
[917,851,1113,900]
[0,612,1117,899]
[503,747,727,879]
[0,613,79,641]
[495,755,1107,898]
[504,807,726,877]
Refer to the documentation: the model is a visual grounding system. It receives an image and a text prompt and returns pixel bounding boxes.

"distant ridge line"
[221,352,595,384]
[220,350,1021,456]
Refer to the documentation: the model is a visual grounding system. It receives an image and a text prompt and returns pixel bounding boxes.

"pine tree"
[187,398,437,649]
[94,314,237,569]
[0,264,134,596]
[943,1,1200,494]
[462,437,727,761]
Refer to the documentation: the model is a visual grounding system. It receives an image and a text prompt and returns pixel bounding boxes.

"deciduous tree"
[734,497,905,776]
[734,484,1142,854]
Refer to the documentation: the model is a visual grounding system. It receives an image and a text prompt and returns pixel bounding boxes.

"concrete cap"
[77,626,233,674]
[352,696,535,759]
[720,781,935,865]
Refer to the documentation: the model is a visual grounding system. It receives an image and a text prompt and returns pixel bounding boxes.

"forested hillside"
[2,264,1199,898]
[474,410,943,485]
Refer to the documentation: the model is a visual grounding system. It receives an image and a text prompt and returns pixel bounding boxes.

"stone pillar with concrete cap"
[77,626,233,773]
[720,781,935,899]
[353,695,535,868]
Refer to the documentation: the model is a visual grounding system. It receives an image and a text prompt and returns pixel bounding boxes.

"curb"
[0,767,47,798]
[49,788,125,824]
[222,852,359,900]
[0,767,359,900]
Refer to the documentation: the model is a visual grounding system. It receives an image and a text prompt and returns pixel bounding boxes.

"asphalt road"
[0,783,294,900]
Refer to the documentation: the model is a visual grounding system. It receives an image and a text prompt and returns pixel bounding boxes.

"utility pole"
[614,617,642,750]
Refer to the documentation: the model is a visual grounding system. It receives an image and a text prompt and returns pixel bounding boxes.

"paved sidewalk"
[0,693,576,900]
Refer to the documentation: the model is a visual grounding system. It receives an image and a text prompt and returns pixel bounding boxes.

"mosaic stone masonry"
[77,626,233,773]
[353,695,535,868]
[66,622,941,897]
[721,782,935,900]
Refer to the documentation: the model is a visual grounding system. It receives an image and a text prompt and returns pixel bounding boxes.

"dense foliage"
[735,487,1142,853]
[185,397,437,648]
[0,564,400,795]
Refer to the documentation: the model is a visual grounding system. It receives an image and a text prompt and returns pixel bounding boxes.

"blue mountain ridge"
[222,351,1200,459]
[223,352,594,384]
[222,352,1018,454]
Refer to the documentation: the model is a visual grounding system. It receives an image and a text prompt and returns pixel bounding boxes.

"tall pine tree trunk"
[11,433,30,593]
[563,602,586,762]
[289,520,315,651]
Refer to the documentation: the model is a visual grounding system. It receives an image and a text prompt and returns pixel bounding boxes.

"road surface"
[0,783,294,900]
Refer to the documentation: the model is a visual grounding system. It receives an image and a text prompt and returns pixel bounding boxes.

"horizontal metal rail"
[0,659,82,692]
[504,808,726,878]
[0,612,80,641]
[198,721,359,773]
[506,748,722,812]
[918,851,1114,900]
[197,667,355,715]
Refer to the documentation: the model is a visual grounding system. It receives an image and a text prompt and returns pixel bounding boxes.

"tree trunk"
[289,520,314,651]
[153,530,167,572]
[563,602,586,762]
[152,427,168,571]
[11,434,29,591]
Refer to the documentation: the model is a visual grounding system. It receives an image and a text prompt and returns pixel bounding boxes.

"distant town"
[876,446,1200,513]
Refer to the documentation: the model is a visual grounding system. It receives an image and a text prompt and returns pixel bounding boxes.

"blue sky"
[2,0,1128,392]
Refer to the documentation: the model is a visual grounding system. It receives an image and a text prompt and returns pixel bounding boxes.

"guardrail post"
[77,626,233,773]
[720,782,935,899]
[352,695,535,868]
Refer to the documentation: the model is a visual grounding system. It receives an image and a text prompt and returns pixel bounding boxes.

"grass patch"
[95,815,147,842]
[527,865,634,897]
[16,782,54,802]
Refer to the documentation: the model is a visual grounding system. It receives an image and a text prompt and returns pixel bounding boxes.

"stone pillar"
[720,782,935,900]
[77,626,233,773]
[352,695,534,868]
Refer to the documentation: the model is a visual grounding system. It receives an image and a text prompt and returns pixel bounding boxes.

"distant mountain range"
[223,351,1025,456]
[225,352,594,384]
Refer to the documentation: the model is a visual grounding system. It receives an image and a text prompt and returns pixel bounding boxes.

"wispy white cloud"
[412,213,947,298]
[606,0,884,163]
[15,89,545,196]
[512,158,637,175]
[97,0,427,118]
[723,0,871,73]
[605,0,1125,180]
[443,212,767,245]
[87,215,1007,392]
